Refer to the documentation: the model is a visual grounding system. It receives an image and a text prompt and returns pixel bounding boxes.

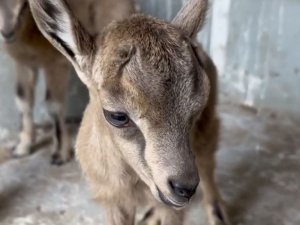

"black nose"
[1,30,15,41]
[169,180,198,200]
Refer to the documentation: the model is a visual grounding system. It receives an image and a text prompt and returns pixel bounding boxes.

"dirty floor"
[0,103,300,225]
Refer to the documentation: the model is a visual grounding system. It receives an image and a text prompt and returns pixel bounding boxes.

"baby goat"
[0,0,134,165]
[29,0,230,224]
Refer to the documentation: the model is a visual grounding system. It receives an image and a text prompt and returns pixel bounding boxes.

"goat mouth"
[157,188,187,209]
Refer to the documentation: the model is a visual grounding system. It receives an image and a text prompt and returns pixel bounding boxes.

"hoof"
[50,153,65,166]
[11,146,31,159]
[50,149,74,166]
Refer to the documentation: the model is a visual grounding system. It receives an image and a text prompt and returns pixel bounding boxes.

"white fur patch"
[14,130,33,156]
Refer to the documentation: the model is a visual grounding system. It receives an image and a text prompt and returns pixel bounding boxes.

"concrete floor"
[0,102,300,225]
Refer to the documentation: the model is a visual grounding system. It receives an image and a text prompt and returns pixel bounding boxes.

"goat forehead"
[99,53,200,119]
[101,70,202,124]
[97,15,204,119]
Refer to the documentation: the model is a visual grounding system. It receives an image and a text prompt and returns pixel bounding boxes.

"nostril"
[169,180,198,200]
[1,30,15,40]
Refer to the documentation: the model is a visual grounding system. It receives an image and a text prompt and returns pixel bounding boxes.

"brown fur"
[29,0,230,224]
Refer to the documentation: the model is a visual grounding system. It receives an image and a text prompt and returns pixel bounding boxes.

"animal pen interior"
[0,0,300,225]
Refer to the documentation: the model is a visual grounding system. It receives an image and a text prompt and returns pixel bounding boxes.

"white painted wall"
[212,0,300,115]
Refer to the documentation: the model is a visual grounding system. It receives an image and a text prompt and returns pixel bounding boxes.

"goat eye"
[103,109,130,128]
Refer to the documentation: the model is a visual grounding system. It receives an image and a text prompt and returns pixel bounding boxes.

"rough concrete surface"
[0,103,300,225]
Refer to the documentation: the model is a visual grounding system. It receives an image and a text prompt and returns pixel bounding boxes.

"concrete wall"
[0,45,19,132]
[211,0,300,115]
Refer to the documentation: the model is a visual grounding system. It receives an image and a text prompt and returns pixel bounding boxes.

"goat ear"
[172,0,208,38]
[28,0,95,87]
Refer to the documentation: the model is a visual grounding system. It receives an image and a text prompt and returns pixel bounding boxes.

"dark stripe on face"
[138,132,152,176]
[141,208,154,222]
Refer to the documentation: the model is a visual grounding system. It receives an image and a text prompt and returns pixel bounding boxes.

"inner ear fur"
[172,0,209,38]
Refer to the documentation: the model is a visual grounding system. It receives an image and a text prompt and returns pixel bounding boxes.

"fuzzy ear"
[172,0,208,38]
[28,0,95,87]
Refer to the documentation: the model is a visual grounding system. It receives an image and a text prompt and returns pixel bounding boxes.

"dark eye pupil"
[111,113,127,121]
[103,109,130,128]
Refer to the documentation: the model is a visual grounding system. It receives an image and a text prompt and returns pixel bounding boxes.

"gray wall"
[210,0,300,115]
[0,44,19,132]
